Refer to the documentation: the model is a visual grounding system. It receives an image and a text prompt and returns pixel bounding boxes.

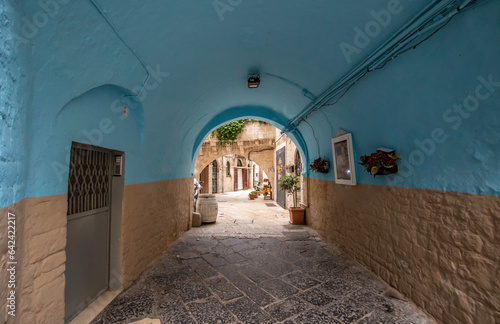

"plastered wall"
[0,0,30,208]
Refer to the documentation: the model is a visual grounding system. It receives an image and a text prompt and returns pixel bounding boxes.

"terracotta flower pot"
[288,207,305,224]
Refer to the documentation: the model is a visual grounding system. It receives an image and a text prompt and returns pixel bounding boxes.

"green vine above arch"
[211,119,248,147]
[211,119,270,147]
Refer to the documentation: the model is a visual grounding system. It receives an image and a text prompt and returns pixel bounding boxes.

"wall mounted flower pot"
[288,207,305,225]
[376,164,398,175]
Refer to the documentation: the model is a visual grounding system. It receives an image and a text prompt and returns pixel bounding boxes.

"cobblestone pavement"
[91,190,434,324]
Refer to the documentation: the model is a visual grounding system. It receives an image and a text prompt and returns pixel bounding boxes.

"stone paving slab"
[187,298,237,323]
[264,296,309,322]
[91,190,435,324]
[205,277,243,301]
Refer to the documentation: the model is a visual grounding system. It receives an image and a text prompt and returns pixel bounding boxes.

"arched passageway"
[5,1,498,323]
[89,188,434,324]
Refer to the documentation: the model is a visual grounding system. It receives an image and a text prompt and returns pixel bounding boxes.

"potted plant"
[278,174,305,224]
[254,181,262,196]
[359,150,399,176]
[309,157,330,173]
[263,182,272,200]
[249,191,258,200]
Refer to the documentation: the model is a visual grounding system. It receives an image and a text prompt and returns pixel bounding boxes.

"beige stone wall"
[306,178,500,324]
[0,195,67,324]
[121,178,192,288]
[195,121,275,175]
[239,120,276,139]
[0,178,191,323]
[247,150,274,190]
[221,156,234,193]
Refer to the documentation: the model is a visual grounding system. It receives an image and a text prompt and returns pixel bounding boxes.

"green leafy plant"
[212,119,248,147]
[249,191,258,199]
[278,174,300,208]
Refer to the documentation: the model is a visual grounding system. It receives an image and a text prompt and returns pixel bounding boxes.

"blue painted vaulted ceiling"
[5,0,498,205]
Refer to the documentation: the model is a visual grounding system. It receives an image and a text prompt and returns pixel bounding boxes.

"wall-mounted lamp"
[248,74,260,88]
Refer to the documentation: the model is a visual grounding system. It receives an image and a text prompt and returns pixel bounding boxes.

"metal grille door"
[212,161,218,193]
[276,147,286,209]
[67,147,111,214]
[65,143,112,323]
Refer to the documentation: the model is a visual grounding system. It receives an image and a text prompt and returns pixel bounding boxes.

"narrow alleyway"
[90,191,434,324]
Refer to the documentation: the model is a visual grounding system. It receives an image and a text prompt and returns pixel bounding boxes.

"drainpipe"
[288,0,483,128]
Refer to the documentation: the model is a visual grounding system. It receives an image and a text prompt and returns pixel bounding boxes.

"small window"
[226,162,230,175]
[237,159,242,167]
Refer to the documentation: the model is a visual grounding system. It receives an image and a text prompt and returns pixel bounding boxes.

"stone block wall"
[0,177,191,323]
[121,178,192,288]
[0,195,67,324]
[306,178,500,323]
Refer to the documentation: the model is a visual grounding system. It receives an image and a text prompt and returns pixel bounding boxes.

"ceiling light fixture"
[248,74,260,88]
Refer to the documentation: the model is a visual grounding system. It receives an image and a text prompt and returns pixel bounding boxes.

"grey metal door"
[212,160,218,193]
[276,146,286,209]
[295,150,302,206]
[65,143,112,323]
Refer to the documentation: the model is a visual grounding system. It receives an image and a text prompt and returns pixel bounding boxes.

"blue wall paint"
[0,1,30,208]
[3,1,499,208]
[20,0,423,201]
[302,1,500,196]
[32,85,145,198]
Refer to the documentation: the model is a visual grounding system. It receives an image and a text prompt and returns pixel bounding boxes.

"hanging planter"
[359,150,399,177]
[309,158,330,174]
